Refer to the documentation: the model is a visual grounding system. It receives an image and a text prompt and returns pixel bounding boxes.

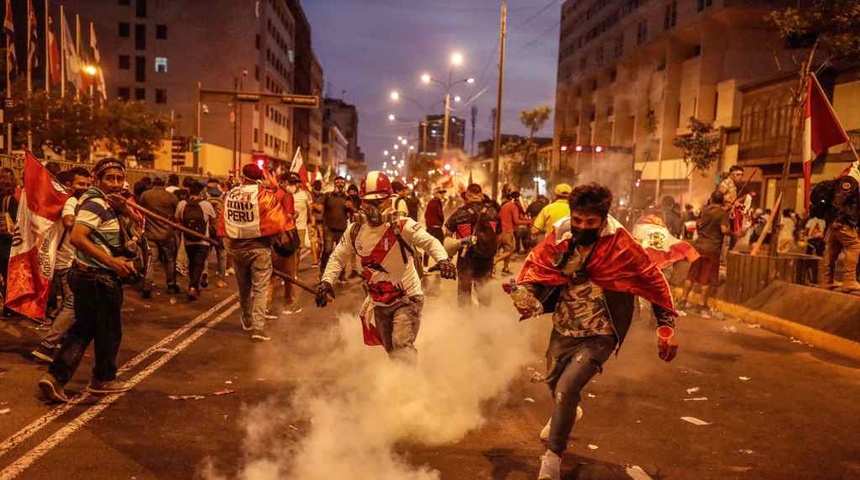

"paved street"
[0,256,858,480]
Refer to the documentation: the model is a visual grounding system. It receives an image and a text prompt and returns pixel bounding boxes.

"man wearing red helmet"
[315,171,456,361]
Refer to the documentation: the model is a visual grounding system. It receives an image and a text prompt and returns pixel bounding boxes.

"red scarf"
[517,217,676,314]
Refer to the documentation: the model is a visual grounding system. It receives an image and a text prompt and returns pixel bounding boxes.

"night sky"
[304,0,560,169]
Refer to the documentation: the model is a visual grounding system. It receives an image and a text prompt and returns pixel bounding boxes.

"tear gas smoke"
[201,282,545,480]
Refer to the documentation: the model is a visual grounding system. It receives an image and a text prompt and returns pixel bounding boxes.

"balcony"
[843,129,860,153]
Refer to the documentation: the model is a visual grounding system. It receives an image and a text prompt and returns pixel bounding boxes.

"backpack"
[467,204,499,259]
[207,196,224,238]
[809,180,836,221]
[405,196,420,221]
[182,199,208,237]
[0,196,13,237]
[833,176,860,227]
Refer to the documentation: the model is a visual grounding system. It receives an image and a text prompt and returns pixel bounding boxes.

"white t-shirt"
[54,196,79,270]
[293,188,312,231]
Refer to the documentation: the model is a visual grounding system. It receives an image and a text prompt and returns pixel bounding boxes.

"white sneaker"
[537,450,561,480]
[539,406,584,441]
[282,305,303,315]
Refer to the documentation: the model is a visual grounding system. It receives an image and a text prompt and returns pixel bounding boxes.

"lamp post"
[420,52,474,158]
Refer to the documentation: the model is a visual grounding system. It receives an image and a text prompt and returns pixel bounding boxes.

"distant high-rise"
[419,114,465,156]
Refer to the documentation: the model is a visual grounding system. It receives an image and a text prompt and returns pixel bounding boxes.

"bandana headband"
[94,160,125,178]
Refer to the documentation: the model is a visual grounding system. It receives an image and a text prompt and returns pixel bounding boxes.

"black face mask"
[571,227,600,246]
[73,188,88,199]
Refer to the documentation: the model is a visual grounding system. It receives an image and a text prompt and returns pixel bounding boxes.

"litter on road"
[680,416,711,426]
[0,408,10,414]
[683,397,708,402]
[168,395,205,401]
[738,449,755,455]
[739,376,751,381]
[587,444,599,450]
[213,389,235,396]
[686,387,700,394]
[587,393,596,398]
[523,397,536,403]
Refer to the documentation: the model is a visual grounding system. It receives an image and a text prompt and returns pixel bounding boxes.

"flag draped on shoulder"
[290,147,309,186]
[219,183,289,239]
[631,214,699,269]
[6,152,71,319]
[803,73,850,212]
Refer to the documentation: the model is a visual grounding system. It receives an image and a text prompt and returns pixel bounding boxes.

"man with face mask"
[315,171,456,362]
[38,159,139,402]
[319,176,350,278]
[31,167,91,362]
[509,183,679,480]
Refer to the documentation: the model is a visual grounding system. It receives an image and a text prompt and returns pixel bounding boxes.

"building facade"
[419,114,465,156]
[322,122,348,178]
[65,0,322,176]
[553,0,798,207]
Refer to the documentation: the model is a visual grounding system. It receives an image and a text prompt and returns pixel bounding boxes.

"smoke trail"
[204,283,544,480]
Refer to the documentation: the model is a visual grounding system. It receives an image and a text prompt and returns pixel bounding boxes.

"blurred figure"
[497,191,531,274]
[319,176,350,279]
[175,181,216,300]
[139,177,179,297]
[532,184,571,238]
[309,180,325,267]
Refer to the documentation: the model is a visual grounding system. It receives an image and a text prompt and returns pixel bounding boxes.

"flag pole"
[26,2,32,95]
[74,13,79,100]
[5,34,11,154]
[59,5,64,99]
[44,0,49,93]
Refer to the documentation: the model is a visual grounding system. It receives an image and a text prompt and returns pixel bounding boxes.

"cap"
[242,163,264,181]
[554,183,572,196]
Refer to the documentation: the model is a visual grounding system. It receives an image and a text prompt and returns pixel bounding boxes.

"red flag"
[47,16,60,85]
[4,0,17,78]
[5,152,71,319]
[803,73,849,211]
[290,147,309,186]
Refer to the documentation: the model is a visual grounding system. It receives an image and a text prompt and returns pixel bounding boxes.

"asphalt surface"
[0,254,858,480]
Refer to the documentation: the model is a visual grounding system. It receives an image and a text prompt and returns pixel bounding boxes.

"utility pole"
[470,105,477,156]
[442,93,451,156]
[492,1,507,202]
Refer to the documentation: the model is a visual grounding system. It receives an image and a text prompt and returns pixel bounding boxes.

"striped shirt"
[74,188,122,270]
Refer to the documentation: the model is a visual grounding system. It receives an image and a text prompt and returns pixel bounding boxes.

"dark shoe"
[187,287,199,301]
[200,272,209,288]
[31,344,56,363]
[141,290,152,300]
[88,379,132,394]
[167,284,181,294]
[38,375,69,403]
[250,330,271,342]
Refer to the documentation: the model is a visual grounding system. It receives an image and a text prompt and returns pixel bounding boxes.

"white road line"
[0,303,240,480]
[0,293,237,459]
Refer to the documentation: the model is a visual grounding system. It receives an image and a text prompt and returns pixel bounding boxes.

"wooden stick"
[272,268,317,294]
[116,197,220,247]
[750,193,782,257]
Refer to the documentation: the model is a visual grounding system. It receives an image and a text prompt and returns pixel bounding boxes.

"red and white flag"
[88,22,106,99]
[631,215,700,270]
[47,16,61,85]
[803,73,850,211]
[4,0,17,78]
[27,0,37,70]
[6,152,71,319]
[290,147,309,186]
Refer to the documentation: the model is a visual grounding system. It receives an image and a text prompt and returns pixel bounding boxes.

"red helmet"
[360,171,393,200]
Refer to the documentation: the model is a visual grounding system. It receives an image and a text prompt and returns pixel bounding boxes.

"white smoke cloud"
[202,281,546,480]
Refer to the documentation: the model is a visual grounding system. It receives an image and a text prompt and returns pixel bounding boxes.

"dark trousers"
[547,334,616,455]
[456,255,493,307]
[144,237,177,290]
[319,227,345,275]
[49,268,124,385]
[185,244,209,290]
[424,226,444,267]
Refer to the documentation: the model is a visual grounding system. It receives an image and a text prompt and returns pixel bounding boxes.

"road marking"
[0,303,240,480]
[0,293,237,459]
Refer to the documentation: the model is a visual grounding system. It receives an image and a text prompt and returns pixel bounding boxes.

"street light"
[383,150,389,156]
[401,138,408,145]
[388,114,396,121]
[451,51,464,66]
[390,91,401,101]
[420,54,474,157]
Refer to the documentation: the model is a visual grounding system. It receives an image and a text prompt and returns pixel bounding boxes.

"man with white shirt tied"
[31,167,91,362]
[315,171,456,362]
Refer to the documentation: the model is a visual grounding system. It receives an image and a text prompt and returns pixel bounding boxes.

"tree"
[519,105,552,138]
[103,100,171,160]
[503,105,553,189]
[672,117,722,175]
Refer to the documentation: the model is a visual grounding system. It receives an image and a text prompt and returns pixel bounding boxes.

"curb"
[671,287,860,362]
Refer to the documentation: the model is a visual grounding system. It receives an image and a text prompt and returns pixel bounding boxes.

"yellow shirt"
[533,200,570,235]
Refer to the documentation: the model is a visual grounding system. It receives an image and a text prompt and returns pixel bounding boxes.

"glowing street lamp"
[450,51,464,66]
[383,150,389,156]
[388,114,396,121]
[390,91,400,101]
[421,73,432,84]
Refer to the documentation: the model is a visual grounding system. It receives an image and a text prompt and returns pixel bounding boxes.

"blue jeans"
[233,248,272,331]
[546,334,617,455]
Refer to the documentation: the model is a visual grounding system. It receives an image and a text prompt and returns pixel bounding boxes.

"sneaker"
[216,280,227,288]
[38,375,69,403]
[282,305,303,315]
[187,287,199,301]
[676,299,688,311]
[841,283,860,294]
[539,406,584,441]
[264,310,279,320]
[538,450,561,480]
[31,344,56,363]
[225,267,235,277]
[501,268,512,274]
[176,266,188,277]
[241,319,254,331]
[200,272,209,288]
[167,284,181,294]
[88,379,132,394]
[250,330,271,342]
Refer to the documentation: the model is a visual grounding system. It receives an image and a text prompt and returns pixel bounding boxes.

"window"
[155,89,167,104]
[118,87,130,100]
[135,55,146,82]
[136,0,147,18]
[119,22,130,38]
[118,55,130,70]
[609,68,617,83]
[156,24,167,39]
[253,128,259,143]
[607,105,614,116]
[135,88,146,100]
[691,44,701,57]
[664,1,677,30]
[155,57,168,73]
[255,34,260,50]
[135,24,146,50]
[255,65,260,80]
[636,20,647,45]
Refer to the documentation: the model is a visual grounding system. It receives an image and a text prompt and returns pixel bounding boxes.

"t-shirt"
[694,204,729,254]
[293,188,312,230]
[175,199,216,246]
[54,196,79,270]
[533,200,570,235]
[322,191,350,231]
[75,188,122,270]
[139,186,178,241]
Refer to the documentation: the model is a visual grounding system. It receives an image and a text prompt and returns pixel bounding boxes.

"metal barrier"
[725,251,821,304]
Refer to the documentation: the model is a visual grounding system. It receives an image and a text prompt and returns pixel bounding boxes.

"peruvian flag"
[47,16,61,85]
[803,73,850,212]
[290,147,309,186]
[6,152,71,319]
[631,215,700,269]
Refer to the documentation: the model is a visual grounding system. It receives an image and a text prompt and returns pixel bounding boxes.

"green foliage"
[103,100,171,159]
[673,117,722,173]
[766,0,860,58]
[519,105,552,138]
